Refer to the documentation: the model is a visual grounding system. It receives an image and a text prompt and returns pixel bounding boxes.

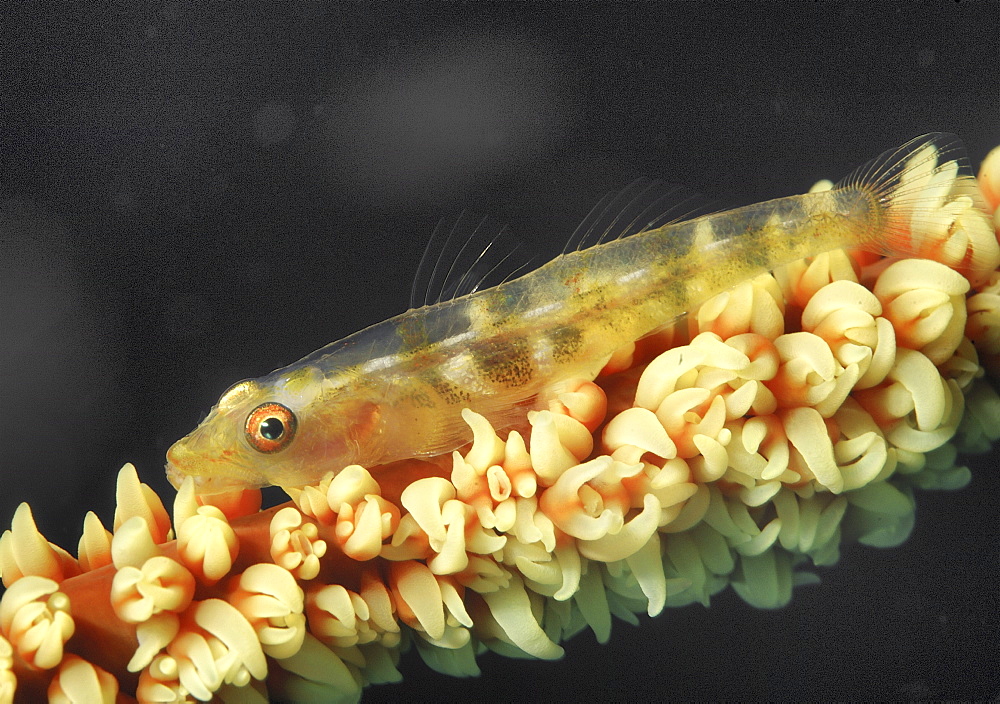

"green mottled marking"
[731,236,772,270]
[655,277,690,311]
[397,314,430,352]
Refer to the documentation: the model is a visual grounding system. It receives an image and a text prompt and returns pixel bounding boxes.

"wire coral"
[3,146,1000,703]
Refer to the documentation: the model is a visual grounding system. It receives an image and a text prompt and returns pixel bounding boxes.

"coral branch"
[3,145,1000,702]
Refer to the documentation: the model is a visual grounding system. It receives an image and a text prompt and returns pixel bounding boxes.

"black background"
[1,3,998,701]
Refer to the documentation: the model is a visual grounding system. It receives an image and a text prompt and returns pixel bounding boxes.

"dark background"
[2,3,998,701]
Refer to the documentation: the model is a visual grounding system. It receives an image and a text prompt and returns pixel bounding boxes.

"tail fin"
[836,134,996,277]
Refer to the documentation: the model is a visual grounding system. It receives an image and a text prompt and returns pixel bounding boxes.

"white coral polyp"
[396,477,506,576]
[306,582,399,650]
[603,407,677,464]
[227,564,306,660]
[269,507,328,581]
[161,600,267,701]
[782,406,843,493]
[695,274,786,339]
[527,410,590,484]
[801,280,884,372]
[832,399,897,489]
[176,507,239,586]
[775,250,860,309]
[0,635,14,704]
[0,576,74,670]
[725,416,793,486]
[769,331,859,415]
[325,465,383,516]
[919,194,999,285]
[539,457,637,541]
[855,347,952,446]
[110,556,195,624]
[47,655,118,704]
[336,494,399,562]
[874,259,970,364]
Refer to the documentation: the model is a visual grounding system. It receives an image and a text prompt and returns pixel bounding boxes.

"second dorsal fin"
[564,177,721,254]
[409,179,720,310]
[409,212,535,309]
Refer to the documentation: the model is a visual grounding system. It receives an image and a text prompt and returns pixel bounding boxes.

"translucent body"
[166,134,974,492]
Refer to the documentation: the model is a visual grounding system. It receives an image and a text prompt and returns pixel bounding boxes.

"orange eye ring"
[245,402,297,453]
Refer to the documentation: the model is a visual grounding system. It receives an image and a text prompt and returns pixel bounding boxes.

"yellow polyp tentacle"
[389,561,445,640]
[0,504,80,587]
[0,576,75,670]
[782,407,842,493]
[547,544,581,602]
[310,586,359,646]
[114,463,173,544]
[527,411,582,484]
[338,495,397,562]
[287,473,337,524]
[437,578,472,629]
[0,635,15,703]
[111,516,163,570]
[180,599,268,689]
[571,562,611,643]
[578,494,661,563]
[127,613,179,673]
[634,346,707,411]
[226,564,306,660]
[476,572,564,660]
[426,502,472,575]
[175,506,239,585]
[603,407,677,462]
[327,465,382,509]
[136,652,184,702]
[77,512,113,574]
[110,555,195,624]
[461,409,506,471]
[622,532,667,616]
[47,655,119,703]
[553,379,608,432]
[269,633,362,702]
[400,478,455,547]
[502,431,537,498]
[269,507,328,580]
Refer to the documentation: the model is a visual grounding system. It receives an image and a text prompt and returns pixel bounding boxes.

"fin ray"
[835,132,976,257]
[410,213,533,308]
[565,178,720,254]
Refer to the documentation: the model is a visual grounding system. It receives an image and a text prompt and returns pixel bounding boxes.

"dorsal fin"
[410,212,535,309]
[565,177,721,254]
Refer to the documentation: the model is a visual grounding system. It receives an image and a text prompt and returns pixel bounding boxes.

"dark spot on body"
[399,388,436,408]
[427,372,472,405]
[548,326,583,362]
[472,337,534,388]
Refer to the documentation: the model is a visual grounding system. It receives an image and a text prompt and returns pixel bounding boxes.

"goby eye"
[245,402,297,453]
